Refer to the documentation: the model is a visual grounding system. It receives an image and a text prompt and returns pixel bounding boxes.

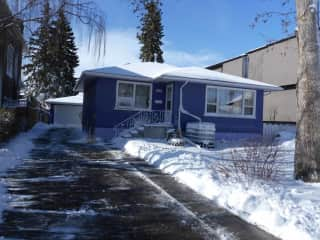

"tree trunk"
[295,0,320,182]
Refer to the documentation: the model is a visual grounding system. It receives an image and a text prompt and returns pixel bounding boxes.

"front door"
[165,84,173,122]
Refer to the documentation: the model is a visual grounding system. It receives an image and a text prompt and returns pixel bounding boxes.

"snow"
[113,129,320,240]
[130,162,235,239]
[0,123,51,222]
[76,62,282,91]
[46,92,83,105]
[84,62,178,79]
[161,66,281,91]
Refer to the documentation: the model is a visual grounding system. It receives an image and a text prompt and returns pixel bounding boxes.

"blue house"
[75,62,281,140]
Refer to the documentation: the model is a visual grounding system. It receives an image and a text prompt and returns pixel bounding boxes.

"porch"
[113,110,175,139]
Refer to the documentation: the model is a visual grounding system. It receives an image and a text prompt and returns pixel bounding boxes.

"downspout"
[177,81,202,134]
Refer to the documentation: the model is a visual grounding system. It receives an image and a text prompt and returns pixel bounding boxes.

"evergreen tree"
[137,0,164,63]
[50,7,79,97]
[24,2,79,99]
[24,0,55,98]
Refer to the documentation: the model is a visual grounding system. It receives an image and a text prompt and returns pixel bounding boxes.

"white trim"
[204,85,257,119]
[115,80,152,111]
[165,84,173,111]
[159,75,282,91]
[84,71,153,82]
[77,69,282,92]
[165,84,173,123]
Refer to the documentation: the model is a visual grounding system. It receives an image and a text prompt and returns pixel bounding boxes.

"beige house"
[208,35,298,123]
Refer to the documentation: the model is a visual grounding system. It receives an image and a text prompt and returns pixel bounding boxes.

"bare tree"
[295,0,320,182]
[253,0,320,182]
[250,0,296,34]
[213,140,282,182]
[0,0,106,55]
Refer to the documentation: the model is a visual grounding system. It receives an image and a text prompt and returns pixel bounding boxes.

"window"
[117,82,134,107]
[206,87,217,113]
[218,88,243,115]
[6,44,14,78]
[244,91,255,115]
[116,81,151,110]
[165,85,173,111]
[135,85,150,109]
[206,86,256,118]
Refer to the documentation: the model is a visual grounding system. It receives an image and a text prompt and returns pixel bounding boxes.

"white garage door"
[54,105,82,126]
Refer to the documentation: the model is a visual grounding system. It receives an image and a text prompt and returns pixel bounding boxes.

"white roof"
[160,66,281,90]
[76,62,281,91]
[46,93,83,105]
[83,62,178,80]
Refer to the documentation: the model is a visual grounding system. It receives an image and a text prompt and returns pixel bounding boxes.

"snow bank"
[114,132,320,240]
[0,123,50,222]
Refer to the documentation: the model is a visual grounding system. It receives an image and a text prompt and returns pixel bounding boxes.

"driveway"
[0,128,278,240]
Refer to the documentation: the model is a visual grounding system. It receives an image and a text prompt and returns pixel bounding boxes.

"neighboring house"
[75,62,280,140]
[46,93,83,126]
[208,35,298,123]
[0,0,24,108]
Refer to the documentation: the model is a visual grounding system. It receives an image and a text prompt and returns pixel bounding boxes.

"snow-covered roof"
[76,62,282,91]
[160,67,281,90]
[83,62,178,80]
[46,93,83,106]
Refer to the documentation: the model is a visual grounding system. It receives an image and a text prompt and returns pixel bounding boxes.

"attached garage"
[46,93,83,127]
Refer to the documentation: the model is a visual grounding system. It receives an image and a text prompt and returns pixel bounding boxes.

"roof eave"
[75,68,283,92]
[75,71,155,91]
[160,75,282,91]
[83,71,153,81]
[46,102,83,106]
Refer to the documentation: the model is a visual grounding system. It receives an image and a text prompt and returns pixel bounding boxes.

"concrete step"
[121,133,132,138]
[129,129,139,137]
[137,126,145,132]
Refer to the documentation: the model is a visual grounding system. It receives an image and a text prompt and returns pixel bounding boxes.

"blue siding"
[93,78,166,129]
[172,82,263,135]
[83,76,264,137]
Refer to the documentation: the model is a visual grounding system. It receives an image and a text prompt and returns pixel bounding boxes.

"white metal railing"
[113,110,172,138]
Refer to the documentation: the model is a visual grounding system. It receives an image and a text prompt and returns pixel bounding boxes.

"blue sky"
[75,0,296,75]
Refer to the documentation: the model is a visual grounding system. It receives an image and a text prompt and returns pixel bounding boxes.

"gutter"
[45,102,83,106]
[75,70,282,92]
[74,71,154,91]
[160,76,282,92]
[178,81,201,133]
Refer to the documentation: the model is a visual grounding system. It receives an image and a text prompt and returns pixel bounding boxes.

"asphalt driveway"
[0,128,278,240]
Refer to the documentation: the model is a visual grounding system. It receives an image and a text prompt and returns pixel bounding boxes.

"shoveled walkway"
[0,128,279,240]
